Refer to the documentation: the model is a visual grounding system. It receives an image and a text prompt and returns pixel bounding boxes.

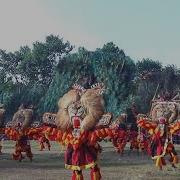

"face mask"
[71,117,81,138]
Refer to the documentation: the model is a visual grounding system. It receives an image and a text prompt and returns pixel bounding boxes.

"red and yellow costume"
[12,133,33,161]
[137,117,180,169]
[4,120,52,161]
[41,118,113,180]
[111,123,127,154]
[4,126,40,161]
[45,83,113,180]
[38,135,51,151]
[128,128,139,151]
[32,131,51,151]
[4,104,36,161]
[43,122,113,180]
[111,121,149,154]
[137,128,151,154]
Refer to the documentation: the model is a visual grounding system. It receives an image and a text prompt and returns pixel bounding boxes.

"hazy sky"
[0,0,179,67]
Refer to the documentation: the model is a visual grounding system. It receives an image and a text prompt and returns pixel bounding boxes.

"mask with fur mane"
[11,105,34,129]
[56,83,105,131]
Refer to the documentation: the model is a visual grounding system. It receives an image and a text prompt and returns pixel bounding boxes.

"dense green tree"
[0,35,73,117]
[0,36,180,121]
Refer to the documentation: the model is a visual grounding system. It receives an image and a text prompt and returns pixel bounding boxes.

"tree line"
[0,35,180,121]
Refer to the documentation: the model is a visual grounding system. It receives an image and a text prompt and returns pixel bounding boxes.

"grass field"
[0,141,180,180]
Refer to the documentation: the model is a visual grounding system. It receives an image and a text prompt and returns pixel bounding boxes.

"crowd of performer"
[1,84,180,179]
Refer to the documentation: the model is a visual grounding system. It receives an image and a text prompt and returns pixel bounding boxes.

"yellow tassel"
[173,155,178,164]
[155,157,161,167]
[93,171,101,180]
[75,171,83,180]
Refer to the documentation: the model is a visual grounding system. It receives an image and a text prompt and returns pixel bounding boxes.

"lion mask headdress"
[56,83,106,132]
[11,104,34,129]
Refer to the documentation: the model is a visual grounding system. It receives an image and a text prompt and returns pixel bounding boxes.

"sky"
[0,0,179,67]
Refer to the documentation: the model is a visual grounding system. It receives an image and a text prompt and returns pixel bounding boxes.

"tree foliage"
[0,35,180,120]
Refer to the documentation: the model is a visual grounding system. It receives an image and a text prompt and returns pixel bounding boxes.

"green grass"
[0,141,180,180]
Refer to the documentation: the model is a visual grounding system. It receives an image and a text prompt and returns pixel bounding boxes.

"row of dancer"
[1,83,180,180]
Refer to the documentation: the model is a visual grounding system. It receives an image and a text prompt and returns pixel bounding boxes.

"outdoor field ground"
[0,141,180,180]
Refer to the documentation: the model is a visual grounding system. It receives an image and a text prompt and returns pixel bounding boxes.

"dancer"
[44,83,113,180]
[38,134,51,151]
[111,114,127,154]
[6,104,34,162]
[137,116,180,170]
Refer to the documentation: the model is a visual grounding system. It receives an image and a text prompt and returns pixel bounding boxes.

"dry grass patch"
[0,141,180,180]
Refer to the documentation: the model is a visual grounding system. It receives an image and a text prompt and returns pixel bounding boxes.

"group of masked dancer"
[1,83,180,179]
[0,103,51,161]
[110,113,151,155]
